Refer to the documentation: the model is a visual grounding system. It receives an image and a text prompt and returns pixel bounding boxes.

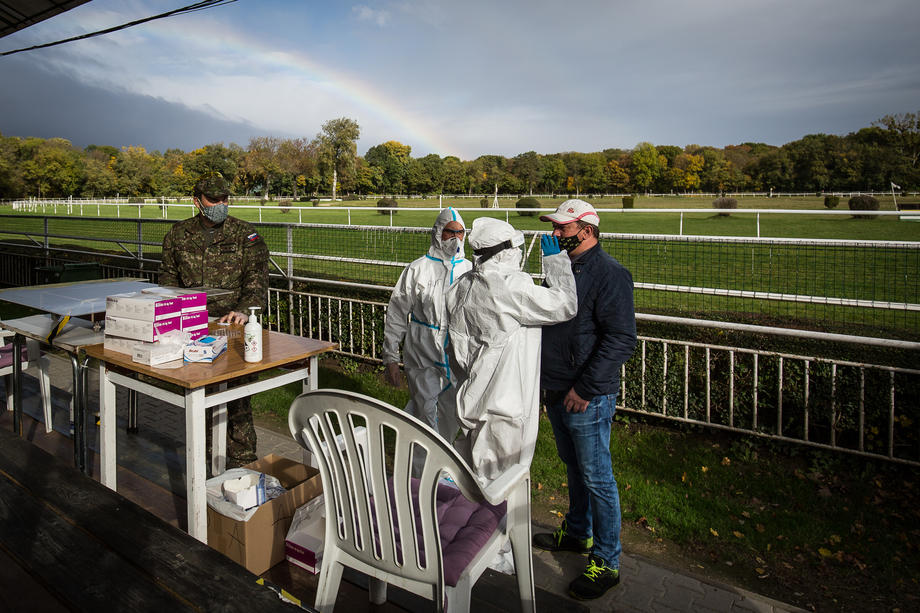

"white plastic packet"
[206,468,285,521]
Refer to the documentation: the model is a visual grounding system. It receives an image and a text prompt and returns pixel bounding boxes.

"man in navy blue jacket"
[533,199,637,601]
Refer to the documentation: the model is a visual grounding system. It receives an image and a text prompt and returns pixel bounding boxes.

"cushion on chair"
[0,344,29,369]
[385,478,505,587]
[434,483,506,586]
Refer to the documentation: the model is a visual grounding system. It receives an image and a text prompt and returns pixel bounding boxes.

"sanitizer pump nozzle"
[244,306,262,363]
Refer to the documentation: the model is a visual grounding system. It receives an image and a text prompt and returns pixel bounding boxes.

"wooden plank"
[0,429,298,612]
[0,466,193,611]
[0,547,69,613]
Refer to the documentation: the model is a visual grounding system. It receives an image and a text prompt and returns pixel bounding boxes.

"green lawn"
[5,195,919,240]
[2,195,917,336]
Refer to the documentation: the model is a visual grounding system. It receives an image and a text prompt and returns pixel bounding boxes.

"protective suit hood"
[468,217,524,269]
[429,207,466,262]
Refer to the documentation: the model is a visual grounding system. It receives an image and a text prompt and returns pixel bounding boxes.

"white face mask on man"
[440,237,462,259]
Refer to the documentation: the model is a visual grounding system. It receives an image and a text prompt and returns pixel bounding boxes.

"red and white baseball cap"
[539,199,600,227]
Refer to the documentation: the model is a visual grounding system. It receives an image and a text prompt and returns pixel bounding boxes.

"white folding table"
[0,278,156,471]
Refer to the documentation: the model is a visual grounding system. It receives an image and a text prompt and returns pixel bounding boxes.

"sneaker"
[568,555,620,601]
[532,520,593,553]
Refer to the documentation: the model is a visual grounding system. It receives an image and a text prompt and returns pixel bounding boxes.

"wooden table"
[0,427,303,612]
[85,325,336,543]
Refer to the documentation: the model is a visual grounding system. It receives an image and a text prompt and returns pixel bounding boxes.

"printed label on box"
[105,314,180,342]
[181,310,209,331]
[141,287,208,312]
[106,292,181,321]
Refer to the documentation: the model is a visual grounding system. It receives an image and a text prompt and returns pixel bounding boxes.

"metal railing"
[1,214,917,465]
[261,287,920,466]
[623,336,919,465]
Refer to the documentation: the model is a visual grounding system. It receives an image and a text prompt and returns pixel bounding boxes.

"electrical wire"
[1,0,238,56]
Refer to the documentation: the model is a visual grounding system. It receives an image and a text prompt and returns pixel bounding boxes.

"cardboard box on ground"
[207,454,322,575]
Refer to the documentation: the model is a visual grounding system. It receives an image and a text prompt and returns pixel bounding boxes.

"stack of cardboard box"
[102,287,208,363]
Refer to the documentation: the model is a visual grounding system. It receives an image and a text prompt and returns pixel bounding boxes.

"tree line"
[1,113,917,200]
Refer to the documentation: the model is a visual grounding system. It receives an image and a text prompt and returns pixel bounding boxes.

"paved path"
[12,353,806,612]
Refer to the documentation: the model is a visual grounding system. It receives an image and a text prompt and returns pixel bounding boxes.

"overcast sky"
[1,0,918,159]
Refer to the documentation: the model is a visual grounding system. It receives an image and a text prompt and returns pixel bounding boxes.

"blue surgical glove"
[541,234,561,256]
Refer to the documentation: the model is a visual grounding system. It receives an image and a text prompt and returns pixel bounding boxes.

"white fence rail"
[264,288,920,466]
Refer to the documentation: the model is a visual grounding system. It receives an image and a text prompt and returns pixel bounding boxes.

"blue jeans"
[545,392,621,568]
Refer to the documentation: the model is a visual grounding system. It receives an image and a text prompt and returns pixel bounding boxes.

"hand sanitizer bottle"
[244,306,262,363]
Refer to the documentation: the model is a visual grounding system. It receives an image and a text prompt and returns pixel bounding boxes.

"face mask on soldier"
[198,199,229,224]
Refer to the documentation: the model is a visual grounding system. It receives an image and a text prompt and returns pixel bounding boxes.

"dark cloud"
[0,57,284,151]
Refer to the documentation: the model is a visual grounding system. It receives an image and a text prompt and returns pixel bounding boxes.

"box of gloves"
[206,454,322,575]
[285,495,326,574]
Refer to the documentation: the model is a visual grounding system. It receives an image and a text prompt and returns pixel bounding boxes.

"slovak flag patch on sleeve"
[247,232,260,242]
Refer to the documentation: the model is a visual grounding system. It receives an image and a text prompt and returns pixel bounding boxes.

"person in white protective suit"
[382,207,472,441]
[445,217,577,484]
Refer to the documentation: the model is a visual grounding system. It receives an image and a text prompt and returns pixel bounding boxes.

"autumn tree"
[19,138,85,197]
[674,152,704,191]
[513,151,542,195]
[604,159,630,192]
[352,157,381,195]
[630,142,664,193]
[540,155,567,193]
[277,138,318,198]
[316,117,360,200]
[874,111,920,187]
[0,133,24,197]
[244,136,283,200]
[110,146,159,197]
[82,158,117,197]
[365,141,411,194]
[441,156,467,194]
[409,154,445,195]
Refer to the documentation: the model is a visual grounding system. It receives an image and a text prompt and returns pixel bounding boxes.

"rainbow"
[149,23,457,157]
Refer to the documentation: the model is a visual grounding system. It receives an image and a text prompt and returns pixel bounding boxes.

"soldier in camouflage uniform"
[158,173,269,470]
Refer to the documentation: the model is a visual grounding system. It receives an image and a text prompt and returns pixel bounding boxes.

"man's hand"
[564,387,589,413]
[219,311,249,325]
[541,234,561,256]
[384,362,402,387]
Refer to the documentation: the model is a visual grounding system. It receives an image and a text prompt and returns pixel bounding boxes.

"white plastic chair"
[1,327,52,433]
[289,389,535,613]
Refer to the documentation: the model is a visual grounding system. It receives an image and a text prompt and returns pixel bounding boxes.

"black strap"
[472,240,513,264]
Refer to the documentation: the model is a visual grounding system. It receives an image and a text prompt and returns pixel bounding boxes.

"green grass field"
[6,195,920,240]
[2,195,918,336]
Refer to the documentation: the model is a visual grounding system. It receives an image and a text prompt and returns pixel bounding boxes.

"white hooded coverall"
[383,208,472,440]
[445,217,577,484]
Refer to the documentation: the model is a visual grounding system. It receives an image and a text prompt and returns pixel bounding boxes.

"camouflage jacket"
[158,215,269,316]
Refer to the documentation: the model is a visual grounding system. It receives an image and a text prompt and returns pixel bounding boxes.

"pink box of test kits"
[106,292,180,322]
[142,287,207,313]
[181,309,209,340]
[105,314,181,342]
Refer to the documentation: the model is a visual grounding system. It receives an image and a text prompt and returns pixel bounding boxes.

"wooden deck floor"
[0,410,573,612]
